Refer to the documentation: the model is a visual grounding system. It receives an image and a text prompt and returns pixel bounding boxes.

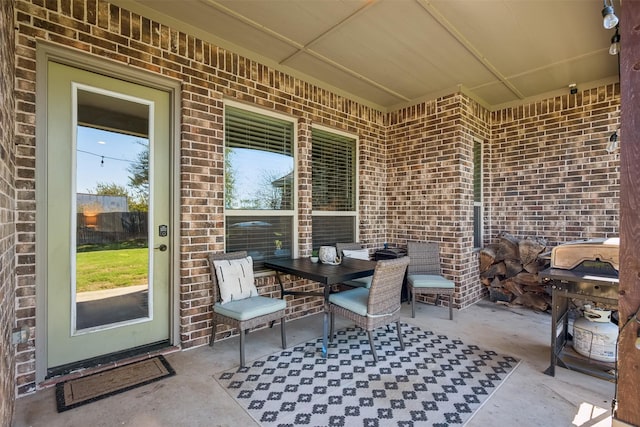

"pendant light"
[609,27,620,55]
[602,0,619,29]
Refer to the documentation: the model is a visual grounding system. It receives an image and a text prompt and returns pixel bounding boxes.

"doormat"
[216,324,520,426]
[55,355,175,412]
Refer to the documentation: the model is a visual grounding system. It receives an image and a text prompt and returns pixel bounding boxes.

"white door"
[46,61,172,370]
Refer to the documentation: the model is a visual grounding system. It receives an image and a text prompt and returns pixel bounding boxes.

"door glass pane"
[75,88,150,331]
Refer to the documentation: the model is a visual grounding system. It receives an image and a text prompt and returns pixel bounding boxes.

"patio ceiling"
[111,0,621,111]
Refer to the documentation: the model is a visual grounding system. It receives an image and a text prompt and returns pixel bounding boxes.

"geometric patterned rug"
[216,323,520,426]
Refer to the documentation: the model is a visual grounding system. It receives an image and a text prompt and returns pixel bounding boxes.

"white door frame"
[34,42,181,384]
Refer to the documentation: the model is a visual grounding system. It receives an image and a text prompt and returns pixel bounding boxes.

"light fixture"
[569,83,578,95]
[609,27,620,55]
[602,0,619,29]
[606,131,619,153]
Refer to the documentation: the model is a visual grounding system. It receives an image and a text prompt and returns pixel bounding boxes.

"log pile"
[479,232,552,311]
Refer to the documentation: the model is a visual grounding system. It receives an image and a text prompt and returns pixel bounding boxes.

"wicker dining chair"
[327,257,410,363]
[335,242,373,288]
[406,241,455,320]
[208,251,287,367]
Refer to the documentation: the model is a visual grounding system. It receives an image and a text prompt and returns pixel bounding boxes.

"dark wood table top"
[264,257,377,285]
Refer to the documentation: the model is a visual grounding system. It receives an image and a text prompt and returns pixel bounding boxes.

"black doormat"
[55,355,175,412]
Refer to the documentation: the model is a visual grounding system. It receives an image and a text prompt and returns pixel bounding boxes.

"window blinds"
[312,216,356,249]
[311,128,356,211]
[224,106,295,268]
[225,106,293,155]
[311,128,357,247]
[473,140,482,203]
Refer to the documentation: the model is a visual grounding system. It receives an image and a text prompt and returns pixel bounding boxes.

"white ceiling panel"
[431,0,614,77]
[215,0,371,46]
[468,81,523,108]
[506,53,619,98]
[307,1,499,97]
[133,0,300,60]
[112,0,621,111]
[285,51,404,107]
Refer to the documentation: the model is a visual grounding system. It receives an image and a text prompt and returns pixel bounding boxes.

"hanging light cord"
[77,149,134,164]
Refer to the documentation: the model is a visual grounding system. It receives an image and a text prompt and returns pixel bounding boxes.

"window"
[311,127,357,248]
[473,138,483,248]
[224,104,296,268]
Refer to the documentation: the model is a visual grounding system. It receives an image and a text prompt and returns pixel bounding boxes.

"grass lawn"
[76,247,148,293]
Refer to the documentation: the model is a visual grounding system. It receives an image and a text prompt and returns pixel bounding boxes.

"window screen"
[225,105,295,268]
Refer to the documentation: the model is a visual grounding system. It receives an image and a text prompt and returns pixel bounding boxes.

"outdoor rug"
[216,324,520,426]
[55,355,175,412]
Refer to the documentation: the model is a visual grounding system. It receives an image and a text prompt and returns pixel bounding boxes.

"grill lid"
[551,237,619,272]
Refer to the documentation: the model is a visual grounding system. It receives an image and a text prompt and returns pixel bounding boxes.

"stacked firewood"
[479,232,551,311]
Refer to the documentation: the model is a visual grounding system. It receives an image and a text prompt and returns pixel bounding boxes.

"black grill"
[540,238,619,381]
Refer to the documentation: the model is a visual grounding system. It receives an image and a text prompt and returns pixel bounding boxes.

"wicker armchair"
[407,241,455,320]
[335,242,372,288]
[208,251,287,367]
[327,257,410,363]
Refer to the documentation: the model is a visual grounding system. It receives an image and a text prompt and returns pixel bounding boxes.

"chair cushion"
[213,256,258,304]
[407,274,454,289]
[342,248,370,260]
[329,287,369,316]
[342,276,373,288]
[214,296,286,321]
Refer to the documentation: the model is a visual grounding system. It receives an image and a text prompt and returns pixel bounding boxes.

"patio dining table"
[264,257,377,356]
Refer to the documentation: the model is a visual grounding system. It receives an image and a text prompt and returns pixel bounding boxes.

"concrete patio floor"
[12,299,615,427]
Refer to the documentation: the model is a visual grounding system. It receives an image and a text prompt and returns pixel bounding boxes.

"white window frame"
[223,100,299,261]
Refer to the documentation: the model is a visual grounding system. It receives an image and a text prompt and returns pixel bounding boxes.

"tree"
[93,182,128,197]
[127,141,149,208]
[87,141,149,213]
[251,169,289,209]
[225,147,237,208]
[91,182,143,212]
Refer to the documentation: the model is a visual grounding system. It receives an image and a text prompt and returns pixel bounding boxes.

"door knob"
[156,244,168,252]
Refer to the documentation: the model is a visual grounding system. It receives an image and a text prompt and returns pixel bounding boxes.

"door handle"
[156,244,168,252]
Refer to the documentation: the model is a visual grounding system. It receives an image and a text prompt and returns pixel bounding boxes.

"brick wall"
[13,0,387,395]
[0,0,17,422]
[489,84,620,245]
[386,94,492,308]
[384,85,621,308]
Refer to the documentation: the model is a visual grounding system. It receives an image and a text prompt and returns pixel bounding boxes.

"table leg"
[274,271,285,299]
[271,271,285,329]
[322,311,329,357]
[322,283,331,357]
